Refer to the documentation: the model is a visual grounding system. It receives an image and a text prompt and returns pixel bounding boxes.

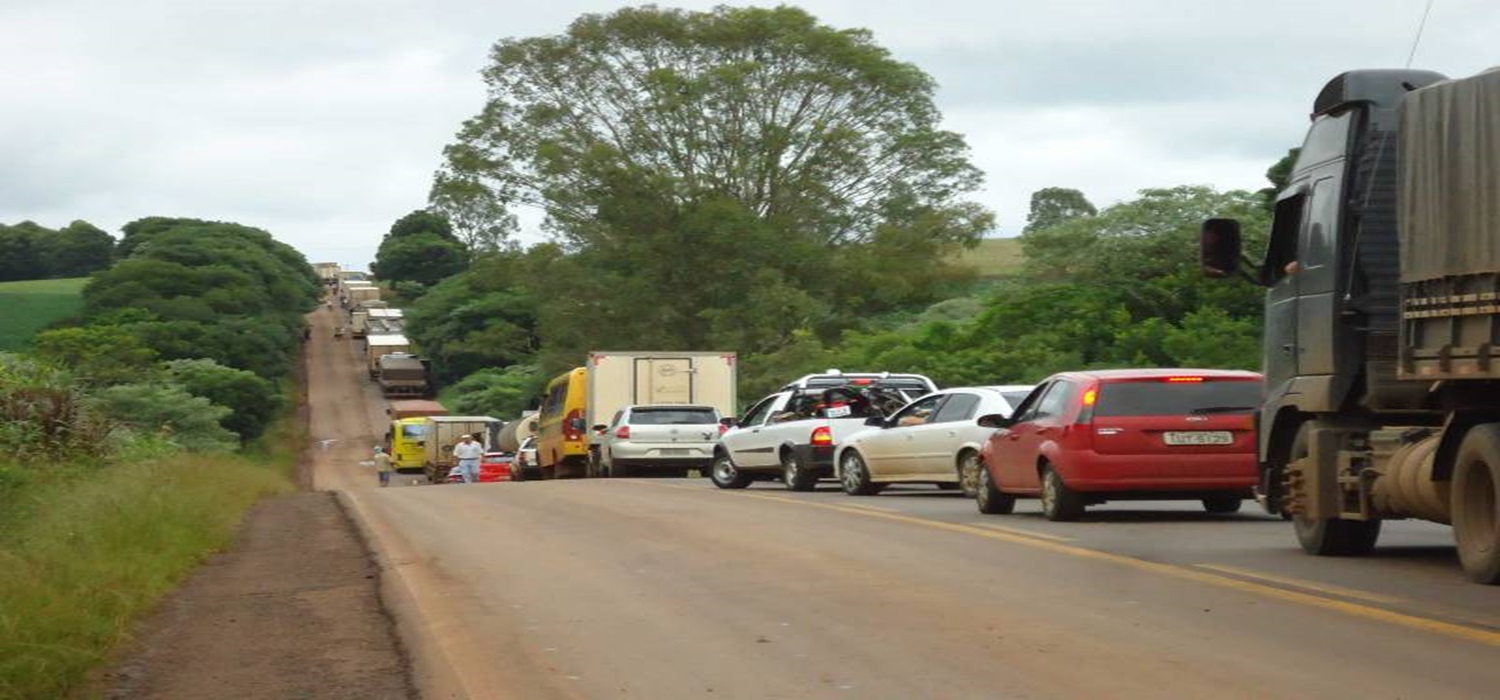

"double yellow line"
[650,482,1500,647]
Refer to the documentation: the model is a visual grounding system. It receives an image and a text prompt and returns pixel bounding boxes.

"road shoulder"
[100,491,414,700]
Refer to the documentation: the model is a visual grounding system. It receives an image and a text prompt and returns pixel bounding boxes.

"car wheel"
[1202,496,1243,514]
[957,450,982,498]
[1040,467,1084,522]
[975,463,1015,515]
[839,450,884,496]
[782,449,817,491]
[710,453,751,490]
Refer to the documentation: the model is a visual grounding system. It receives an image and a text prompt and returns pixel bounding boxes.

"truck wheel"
[1453,424,1500,584]
[710,454,751,490]
[975,463,1015,515]
[957,450,982,498]
[782,449,817,492]
[1040,467,1084,521]
[1202,496,1243,514]
[1286,423,1381,556]
[839,450,884,496]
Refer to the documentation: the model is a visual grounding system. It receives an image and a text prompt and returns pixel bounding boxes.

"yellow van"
[536,367,588,478]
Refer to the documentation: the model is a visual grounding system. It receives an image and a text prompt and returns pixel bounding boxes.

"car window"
[1095,379,1261,417]
[1000,391,1032,409]
[609,410,623,427]
[629,407,719,425]
[891,394,945,427]
[401,424,426,439]
[738,395,778,427]
[1009,383,1051,422]
[1031,381,1078,421]
[931,393,981,423]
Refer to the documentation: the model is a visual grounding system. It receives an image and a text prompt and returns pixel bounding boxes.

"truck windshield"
[1095,380,1261,417]
[401,425,427,439]
[630,408,719,425]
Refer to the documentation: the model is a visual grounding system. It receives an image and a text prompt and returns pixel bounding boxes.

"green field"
[953,237,1026,278]
[0,278,88,351]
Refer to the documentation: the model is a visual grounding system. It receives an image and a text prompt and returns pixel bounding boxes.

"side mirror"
[591,424,608,433]
[976,413,1013,429]
[1200,218,1243,278]
[864,415,886,427]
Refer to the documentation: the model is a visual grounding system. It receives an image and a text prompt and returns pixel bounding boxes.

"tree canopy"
[371,211,470,289]
[0,220,116,281]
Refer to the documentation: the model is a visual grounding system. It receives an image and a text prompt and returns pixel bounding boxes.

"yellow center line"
[837,501,902,513]
[634,480,1500,647]
[970,521,1075,542]
[1192,563,1406,605]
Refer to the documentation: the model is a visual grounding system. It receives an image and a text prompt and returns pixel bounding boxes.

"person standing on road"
[373,446,394,487]
[452,434,484,484]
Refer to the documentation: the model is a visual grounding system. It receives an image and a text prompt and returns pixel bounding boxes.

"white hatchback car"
[835,385,1034,497]
[593,405,723,478]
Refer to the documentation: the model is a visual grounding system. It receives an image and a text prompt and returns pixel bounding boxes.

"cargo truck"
[365,334,411,379]
[315,262,341,284]
[385,401,450,472]
[377,353,429,397]
[421,416,504,483]
[535,352,737,479]
[1200,68,1500,583]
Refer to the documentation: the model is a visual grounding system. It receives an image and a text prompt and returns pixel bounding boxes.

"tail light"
[1165,376,1205,383]
[563,409,584,441]
[718,423,728,436]
[811,426,833,446]
[614,425,631,440]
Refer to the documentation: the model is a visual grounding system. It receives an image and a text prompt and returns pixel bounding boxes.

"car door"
[863,394,946,477]
[907,392,983,478]
[990,381,1074,493]
[724,393,785,468]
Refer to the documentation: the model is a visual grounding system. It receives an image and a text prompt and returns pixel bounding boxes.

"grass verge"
[0,278,88,351]
[0,451,294,699]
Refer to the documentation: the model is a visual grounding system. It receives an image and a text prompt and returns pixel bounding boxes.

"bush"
[164,359,282,441]
[90,384,237,453]
[0,354,112,463]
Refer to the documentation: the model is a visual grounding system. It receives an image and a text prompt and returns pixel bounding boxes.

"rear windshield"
[1095,380,1260,417]
[802,376,932,394]
[630,408,719,425]
[1000,391,1032,407]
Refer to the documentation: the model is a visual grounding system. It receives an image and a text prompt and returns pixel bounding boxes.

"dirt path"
[103,302,414,699]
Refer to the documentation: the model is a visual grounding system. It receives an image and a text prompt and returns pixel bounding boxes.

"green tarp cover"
[1400,68,1500,282]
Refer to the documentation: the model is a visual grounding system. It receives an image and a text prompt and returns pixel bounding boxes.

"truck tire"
[1453,424,1500,584]
[1287,423,1381,556]
[975,463,1015,515]
[1040,467,1084,521]
[710,453,751,490]
[782,449,817,492]
[839,450,885,496]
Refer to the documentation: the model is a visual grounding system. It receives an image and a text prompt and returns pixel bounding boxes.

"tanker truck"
[1200,68,1500,583]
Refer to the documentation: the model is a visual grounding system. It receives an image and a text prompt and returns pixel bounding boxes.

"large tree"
[1023,187,1097,233]
[371,210,469,288]
[431,5,990,356]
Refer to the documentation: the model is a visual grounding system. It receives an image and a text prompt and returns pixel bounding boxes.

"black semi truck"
[1201,68,1500,583]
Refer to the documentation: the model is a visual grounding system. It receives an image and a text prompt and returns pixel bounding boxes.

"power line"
[1405,0,1436,68]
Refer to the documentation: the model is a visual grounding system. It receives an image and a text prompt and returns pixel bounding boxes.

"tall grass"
[0,451,294,699]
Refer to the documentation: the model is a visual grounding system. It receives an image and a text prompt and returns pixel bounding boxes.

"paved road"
[305,306,1500,699]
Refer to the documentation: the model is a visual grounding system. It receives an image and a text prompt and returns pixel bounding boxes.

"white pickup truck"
[711,372,937,491]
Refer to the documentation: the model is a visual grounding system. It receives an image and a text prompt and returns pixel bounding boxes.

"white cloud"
[1,0,1496,265]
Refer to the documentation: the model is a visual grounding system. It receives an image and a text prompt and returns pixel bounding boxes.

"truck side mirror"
[1200,218,1243,278]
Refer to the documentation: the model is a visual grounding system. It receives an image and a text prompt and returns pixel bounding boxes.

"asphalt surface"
[307,304,1500,700]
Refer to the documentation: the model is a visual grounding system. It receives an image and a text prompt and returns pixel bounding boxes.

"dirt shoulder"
[101,491,413,700]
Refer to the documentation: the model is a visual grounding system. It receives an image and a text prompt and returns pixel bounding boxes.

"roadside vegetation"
[0,217,316,699]
[377,6,1288,418]
[0,277,87,351]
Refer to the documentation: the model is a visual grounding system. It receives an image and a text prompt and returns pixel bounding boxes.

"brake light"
[811,426,833,445]
[614,425,630,440]
[563,409,584,440]
[851,378,873,385]
[718,423,728,435]
[1165,376,1205,383]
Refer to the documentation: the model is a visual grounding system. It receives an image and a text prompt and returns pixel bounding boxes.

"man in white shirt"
[452,434,485,484]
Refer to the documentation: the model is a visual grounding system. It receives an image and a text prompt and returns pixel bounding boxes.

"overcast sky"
[2,0,1495,268]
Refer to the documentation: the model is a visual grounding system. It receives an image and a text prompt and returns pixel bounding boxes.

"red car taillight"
[718,423,728,436]
[810,426,833,446]
[563,409,584,441]
[615,425,631,440]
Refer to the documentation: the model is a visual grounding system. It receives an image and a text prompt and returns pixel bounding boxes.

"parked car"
[835,385,1034,497]
[511,436,540,481]
[446,451,513,483]
[713,373,937,491]
[590,405,723,477]
[975,369,1261,520]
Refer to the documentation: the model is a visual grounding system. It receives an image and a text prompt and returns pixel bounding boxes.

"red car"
[446,452,515,483]
[975,369,1260,520]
